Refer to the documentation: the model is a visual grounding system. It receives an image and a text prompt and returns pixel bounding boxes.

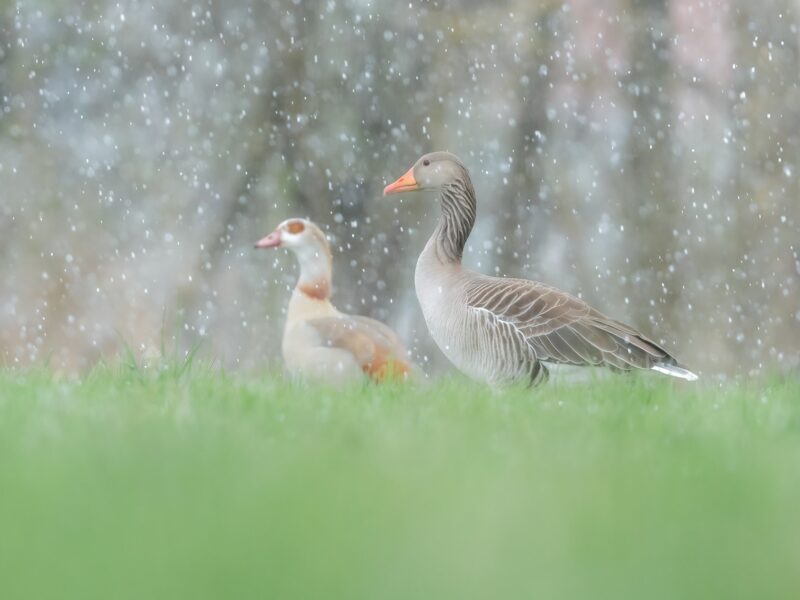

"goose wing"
[464,275,687,373]
[306,315,415,381]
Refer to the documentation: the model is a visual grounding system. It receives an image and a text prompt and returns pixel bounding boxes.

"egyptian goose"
[384,152,698,386]
[255,218,416,384]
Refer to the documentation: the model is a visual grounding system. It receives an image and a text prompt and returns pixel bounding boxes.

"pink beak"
[254,230,282,249]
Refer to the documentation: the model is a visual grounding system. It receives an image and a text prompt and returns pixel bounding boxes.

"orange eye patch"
[286,221,305,234]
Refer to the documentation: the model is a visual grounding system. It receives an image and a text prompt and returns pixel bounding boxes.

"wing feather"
[305,315,414,381]
[465,275,688,373]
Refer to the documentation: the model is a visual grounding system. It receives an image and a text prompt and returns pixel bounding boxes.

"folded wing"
[306,315,415,382]
[465,275,694,376]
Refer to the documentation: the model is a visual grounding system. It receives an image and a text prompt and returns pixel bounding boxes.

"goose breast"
[415,249,541,385]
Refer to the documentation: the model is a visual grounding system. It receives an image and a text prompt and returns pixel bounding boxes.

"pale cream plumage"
[255,218,415,384]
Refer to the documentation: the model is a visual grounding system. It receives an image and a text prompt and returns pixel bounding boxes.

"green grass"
[1,367,799,600]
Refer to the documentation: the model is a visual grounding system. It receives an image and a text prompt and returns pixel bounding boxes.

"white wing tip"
[652,364,699,381]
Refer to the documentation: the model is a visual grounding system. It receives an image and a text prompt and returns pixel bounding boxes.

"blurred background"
[1,0,798,377]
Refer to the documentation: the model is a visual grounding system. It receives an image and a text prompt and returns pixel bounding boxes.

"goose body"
[415,244,548,385]
[256,218,416,384]
[386,152,697,386]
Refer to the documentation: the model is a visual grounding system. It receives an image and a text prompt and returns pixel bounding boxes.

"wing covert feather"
[305,315,413,381]
[465,275,678,371]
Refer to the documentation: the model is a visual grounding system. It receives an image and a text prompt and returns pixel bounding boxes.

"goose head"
[255,218,329,254]
[383,151,468,195]
[255,218,332,299]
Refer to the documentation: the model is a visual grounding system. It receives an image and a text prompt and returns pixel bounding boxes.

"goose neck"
[433,179,476,265]
[294,245,332,301]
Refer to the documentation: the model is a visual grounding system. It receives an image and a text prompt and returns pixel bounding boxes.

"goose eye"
[422,159,430,166]
[286,221,305,234]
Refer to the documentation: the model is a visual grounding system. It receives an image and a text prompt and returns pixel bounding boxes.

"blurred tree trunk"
[0,5,10,119]
[622,0,681,332]
[727,0,800,373]
[175,2,319,322]
[494,7,554,282]
[331,18,432,325]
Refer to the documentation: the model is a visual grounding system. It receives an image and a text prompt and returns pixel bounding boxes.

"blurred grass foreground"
[1,368,799,600]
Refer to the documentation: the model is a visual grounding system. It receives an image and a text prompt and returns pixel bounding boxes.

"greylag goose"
[255,218,416,384]
[384,152,697,386]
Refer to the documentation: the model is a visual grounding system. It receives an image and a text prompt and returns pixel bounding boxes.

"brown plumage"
[384,151,697,386]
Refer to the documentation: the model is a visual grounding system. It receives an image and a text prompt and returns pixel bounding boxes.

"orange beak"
[383,167,419,196]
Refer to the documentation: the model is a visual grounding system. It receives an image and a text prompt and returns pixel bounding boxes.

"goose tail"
[651,363,699,381]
